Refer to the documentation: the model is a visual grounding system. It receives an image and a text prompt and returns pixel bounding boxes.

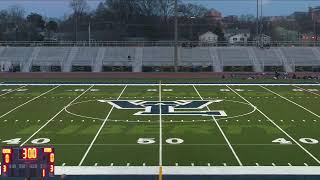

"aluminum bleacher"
[0,45,319,72]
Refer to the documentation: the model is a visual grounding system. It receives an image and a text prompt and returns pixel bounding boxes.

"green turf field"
[0,83,319,167]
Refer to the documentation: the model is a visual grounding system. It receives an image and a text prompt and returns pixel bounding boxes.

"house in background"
[225,29,251,45]
[199,31,218,45]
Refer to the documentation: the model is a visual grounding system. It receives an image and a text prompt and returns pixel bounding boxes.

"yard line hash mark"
[193,85,243,166]
[0,85,28,97]
[0,86,60,119]
[260,86,320,118]
[227,85,320,165]
[293,85,320,97]
[79,85,127,166]
[20,85,94,146]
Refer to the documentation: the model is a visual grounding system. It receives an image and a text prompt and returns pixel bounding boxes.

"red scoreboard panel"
[1,147,55,178]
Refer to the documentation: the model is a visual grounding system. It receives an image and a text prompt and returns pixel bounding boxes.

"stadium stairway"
[133,47,143,72]
[248,47,263,72]
[93,47,106,72]
[22,47,41,72]
[312,47,320,63]
[274,48,294,72]
[209,48,222,72]
[63,47,79,72]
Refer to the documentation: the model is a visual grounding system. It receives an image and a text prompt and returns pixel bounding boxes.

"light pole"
[256,0,259,46]
[190,16,195,41]
[174,0,178,72]
[88,22,91,46]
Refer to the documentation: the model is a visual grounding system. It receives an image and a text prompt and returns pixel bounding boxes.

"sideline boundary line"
[260,86,320,118]
[20,85,94,146]
[2,166,320,175]
[52,166,320,175]
[193,85,243,166]
[226,85,320,165]
[78,85,128,166]
[1,83,320,86]
[0,85,60,119]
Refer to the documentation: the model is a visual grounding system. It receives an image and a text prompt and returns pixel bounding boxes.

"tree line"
[0,0,317,41]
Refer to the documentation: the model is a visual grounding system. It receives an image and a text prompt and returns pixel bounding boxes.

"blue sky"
[0,0,319,19]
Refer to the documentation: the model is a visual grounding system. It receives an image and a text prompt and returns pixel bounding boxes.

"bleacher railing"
[0,41,320,47]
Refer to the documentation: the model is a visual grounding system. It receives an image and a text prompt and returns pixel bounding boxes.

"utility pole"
[256,0,259,46]
[88,22,91,47]
[260,0,263,45]
[174,0,179,72]
[75,13,78,42]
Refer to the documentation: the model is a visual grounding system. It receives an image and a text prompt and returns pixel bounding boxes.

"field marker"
[255,163,259,166]
[293,85,320,97]
[127,163,130,166]
[304,163,309,166]
[207,163,211,166]
[227,85,320,165]
[288,163,292,166]
[260,86,320,118]
[62,163,66,166]
[191,163,194,166]
[175,163,178,166]
[193,85,243,166]
[0,85,28,97]
[143,163,146,166]
[79,85,127,166]
[223,163,227,166]
[20,85,94,147]
[272,163,276,166]
[0,86,60,119]
[94,163,98,166]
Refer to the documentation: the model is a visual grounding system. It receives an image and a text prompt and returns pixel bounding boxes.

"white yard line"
[293,85,320,97]
[226,85,320,165]
[20,85,94,146]
[159,81,163,166]
[260,86,320,118]
[0,85,60,119]
[78,85,127,166]
[193,85,243,166]
[0,85,28,97]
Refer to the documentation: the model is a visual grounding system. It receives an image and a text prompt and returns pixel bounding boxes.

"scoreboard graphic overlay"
[1,147,55,178]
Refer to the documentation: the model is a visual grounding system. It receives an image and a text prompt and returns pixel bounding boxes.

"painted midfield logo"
[98,100,227,117]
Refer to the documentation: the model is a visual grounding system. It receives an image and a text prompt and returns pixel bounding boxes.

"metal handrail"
[0,41,320,47]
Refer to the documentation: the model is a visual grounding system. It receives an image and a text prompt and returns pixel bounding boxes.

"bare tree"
[178,3,207,17]
[136,0,158,16]
[157,0,175,23]
[69,0,89,41]
[7,5,25,24]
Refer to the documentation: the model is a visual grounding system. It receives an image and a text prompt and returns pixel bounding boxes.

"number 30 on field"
[272,138,319,145]
[137,138,184,144]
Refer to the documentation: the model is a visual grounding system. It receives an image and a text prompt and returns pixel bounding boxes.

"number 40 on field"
[273,138,319,145]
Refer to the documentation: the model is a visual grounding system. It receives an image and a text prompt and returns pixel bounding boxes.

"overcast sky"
[0,0,319,19]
